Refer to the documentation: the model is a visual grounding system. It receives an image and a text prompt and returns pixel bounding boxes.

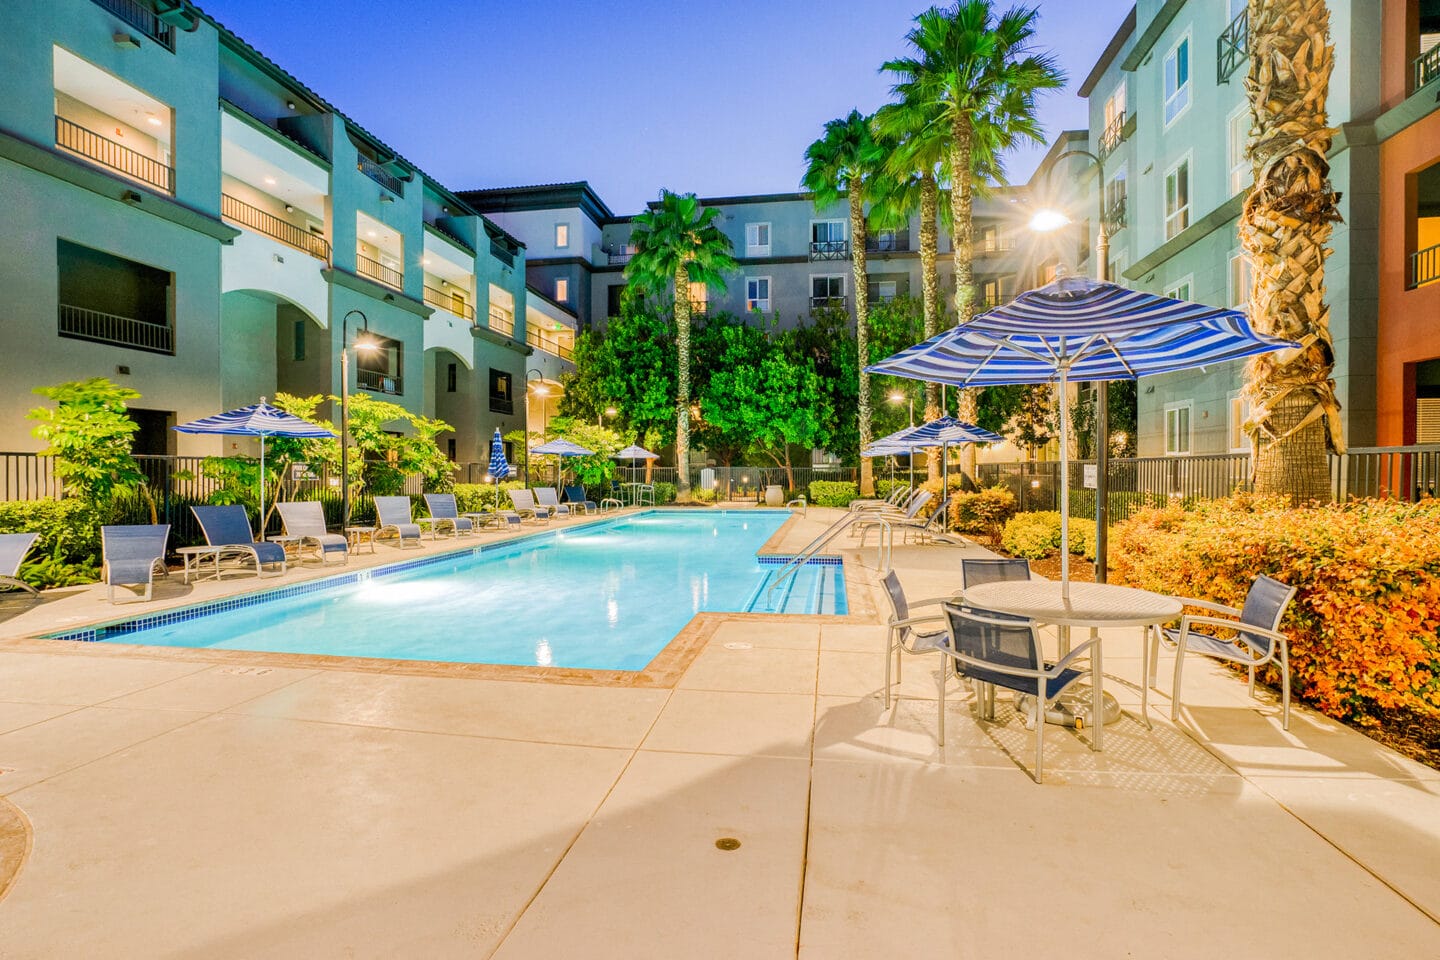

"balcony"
[357,368,402,395]
[976,237,1016,255]
[1217,9,1248,84]
[810,295,848,311]
[55,115,173,194]
[489,240,515,268]
[488,304,515,337]
[357,154,403,195]
[1098,111,1127,161]
[1104,195,1128,233]
[1416,43,1440,93]
[607,250,633,266]
[866,231,910,253]
[1411,243,1440,289]
[222,194,330,262]
[356,253,403,290]
[90,0,174,50]
[810,240,849,261]
[526,327,574,361]
[58,303,173,355]
[426,220,474,256]
[424,285,476,321]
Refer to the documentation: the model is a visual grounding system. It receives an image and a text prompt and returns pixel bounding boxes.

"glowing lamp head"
[887,392,905,404]
[532,384,549,397]
[353,335,379,354]
[604,406,618,417]
[1028,208,1072,233]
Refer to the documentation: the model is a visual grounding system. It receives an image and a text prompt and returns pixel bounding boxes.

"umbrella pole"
[941,440,948,533]
[259,436,266,540]
[1058,366,1070,599]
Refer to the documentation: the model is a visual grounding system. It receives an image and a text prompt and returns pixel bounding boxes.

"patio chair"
[191,506,288,578]
[101,524,170,603]
[421,493,475,538]
[373,496,423,547]
[853,489,932,545]
[961,558,1032,591]
[849,485,912,513]
[880,569,963,743]
[0,533,40,596]
[508,488,551,522]
[276,501,348,564]
[563,485,598,514]
[939,602,1098,783]
[1168,575,1297,731]
[533,487,572,518]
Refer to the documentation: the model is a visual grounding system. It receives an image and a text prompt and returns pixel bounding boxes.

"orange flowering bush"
[1111,496,1440,723]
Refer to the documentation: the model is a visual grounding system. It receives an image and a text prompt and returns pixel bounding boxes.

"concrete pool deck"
[0,506,1436,957]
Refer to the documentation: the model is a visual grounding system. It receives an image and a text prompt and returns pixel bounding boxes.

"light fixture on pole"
[599,405,618,428]
[339,309,378,528]
[887,390,916,488]
[524,367,548,485]
[1028,146,1113,583]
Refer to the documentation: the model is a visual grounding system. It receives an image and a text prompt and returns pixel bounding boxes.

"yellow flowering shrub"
[1111,496,1440,723]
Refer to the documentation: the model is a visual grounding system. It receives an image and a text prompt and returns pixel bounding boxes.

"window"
[554,277,569,302]
[1103,82,1127,131]
[1163,32,1191,126]
[874,280,897,302]
[981,278,1002,308]
[56,239,174,355]
[447,438,457,460]
[488,368,513,414]
[979,226,998,252]
[745,277,771,312]
[1164,276,1193,302]
[1228,394,1250,452]
[1229,252,1255,313]
[1228,0,1247,20]
[745,222,771,256]
[873,229,899,252]
[1164,155,1191,240]
[1227,106,1250,196]
[811,220,847,257]
[446,361,457,393]
[1105,165,1128,213]
[357,335,403,395]
[606,283,625,317]
[1164,401,1193,455]
[488,283,515,336]
[554,223,569,249]
[293,319,306,362]
[688,280,708,312]
[1109,252,1128,288]
[810,274,845,307]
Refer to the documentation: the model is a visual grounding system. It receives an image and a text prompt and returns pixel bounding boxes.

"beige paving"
[0,505,1436,957]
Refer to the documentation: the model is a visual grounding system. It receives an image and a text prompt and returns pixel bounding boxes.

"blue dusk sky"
[201,0,1134,213]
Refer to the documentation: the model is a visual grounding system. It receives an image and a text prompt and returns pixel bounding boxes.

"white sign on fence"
[1083,464,1098,489]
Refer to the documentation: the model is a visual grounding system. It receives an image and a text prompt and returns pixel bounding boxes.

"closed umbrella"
[173,398,335,534]
[487,428,510,507]
[867,275,1299,595]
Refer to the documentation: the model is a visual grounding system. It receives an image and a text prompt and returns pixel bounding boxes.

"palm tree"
[802,110,884,494]
[1239,0,1345,500]
[882,1,1063,476]
[625,190,737,499]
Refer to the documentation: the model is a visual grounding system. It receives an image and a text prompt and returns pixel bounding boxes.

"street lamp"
[339,309,378,528]
[599,405,618,428]
[524,367,547,485]
[887,390,916,489]
[1029,146,1113,583]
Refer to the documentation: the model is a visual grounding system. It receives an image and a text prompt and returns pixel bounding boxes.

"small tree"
[544,417,623,489]
[28,378,145,505]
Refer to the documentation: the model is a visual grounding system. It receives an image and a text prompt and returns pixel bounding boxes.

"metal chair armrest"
[1049,638,1099,674]
[1180,615,1288,647]
[939,646,1049,680]
[906,594,964,609]
[1173,597,1243,618]
[889,612,948,630]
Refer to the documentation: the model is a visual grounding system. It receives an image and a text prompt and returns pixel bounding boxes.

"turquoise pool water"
[57,510,845,671]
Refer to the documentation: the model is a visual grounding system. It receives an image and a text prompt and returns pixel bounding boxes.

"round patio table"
[962,580,1183,751]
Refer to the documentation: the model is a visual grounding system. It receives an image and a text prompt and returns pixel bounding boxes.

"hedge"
[453,481,527,514]
[951,486,1017,538]
[1111,496,1440,723]
[809,480,859,508]
[1000,511,1097,560]
[0,498,103,587]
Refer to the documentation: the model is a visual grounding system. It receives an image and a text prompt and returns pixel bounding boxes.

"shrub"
[691,487,719,503]
[1000,511,1097,560]
[453,481,526,514]
[951,486,1018,538]
[809,480,859,508]
[653,481,677,504]
[1111,496,1440,724]
[0,498,103,587]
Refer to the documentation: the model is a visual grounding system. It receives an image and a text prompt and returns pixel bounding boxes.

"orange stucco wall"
[1378,109,1440,445]
[1382,0,1417,111]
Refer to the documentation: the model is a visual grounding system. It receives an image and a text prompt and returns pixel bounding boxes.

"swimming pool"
[50,510,846,671]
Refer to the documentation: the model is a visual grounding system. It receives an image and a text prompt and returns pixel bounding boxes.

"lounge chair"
[853,489,932,544]
[563,485,598,514]
[101,524,170,603]
[507,488,551,522]
[898,497,954,544]
[0,533,40,596]
[533,487,572,518]
[849,485,911,512]
[276,501,349,564]
[191,506,287,578]
[421,493,475,538]
[373,496,423,547]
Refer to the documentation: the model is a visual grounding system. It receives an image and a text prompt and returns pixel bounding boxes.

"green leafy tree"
[28,378,145,505]
[624,190,737,498]
[787,306,859,465]
[559,303,676,455]
[539,417,624,489]
[802,109,884,494]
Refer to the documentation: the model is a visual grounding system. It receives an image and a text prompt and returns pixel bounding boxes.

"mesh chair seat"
[107,558,162,586]
[966,663,1083,700]
[910,628,949,652]
[1162,627,1262,663]
[248,540,288,565]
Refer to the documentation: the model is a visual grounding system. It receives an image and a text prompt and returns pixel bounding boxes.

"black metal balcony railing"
[58,303,173,355]
[488,305,515,337]
[1104,195,1128,233]
[866,231,910,253]
[356,253,403,290]
[356,154,403,195]
[1217,9,1249,84]
[55,115,173,194]
[810,295,848,311]
[423,285,476,320]
[810,240,849,260]
[1411,243,1440,289]
[527,326,574,361]
[221,194,330,262]
[91,0,174,50]
[357,368,402,395]
[489,240,515,268]
[1415,43,1440,93]
[1098,111,1127,160]
[607,250,633,265]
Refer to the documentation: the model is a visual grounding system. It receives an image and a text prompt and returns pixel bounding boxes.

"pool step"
[745,560,844,615]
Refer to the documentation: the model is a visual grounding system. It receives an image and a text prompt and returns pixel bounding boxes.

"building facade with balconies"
[0,0,547,467]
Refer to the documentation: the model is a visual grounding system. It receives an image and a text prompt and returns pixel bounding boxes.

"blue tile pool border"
[46,508,843,643]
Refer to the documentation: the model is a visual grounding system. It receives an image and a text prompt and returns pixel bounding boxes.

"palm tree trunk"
[674,264,693,499]
[850,188,873,495]
[1240,0,1345,503]
[949,116,980,481]
[919,171,941,481]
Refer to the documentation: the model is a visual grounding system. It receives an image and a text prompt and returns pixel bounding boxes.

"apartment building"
[0,0,574,466]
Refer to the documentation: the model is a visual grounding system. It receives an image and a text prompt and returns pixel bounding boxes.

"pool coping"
[0,507,878,689]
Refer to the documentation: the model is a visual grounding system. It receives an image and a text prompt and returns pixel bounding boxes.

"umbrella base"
[1014,684,1122,729]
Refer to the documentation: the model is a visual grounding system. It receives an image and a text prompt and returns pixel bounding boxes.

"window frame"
[809,273,846,300]
[745,276,772,312]
[1227,104,1250,197]
[446,361,457,393]
[488,368,514,415]
[1103,80,1127,130]
[1163,29,1193,128]
[1164,274,1194,302]
[1229,251,1255,313]
[874,279,898,302]
[1228,392,1250,453]
[554,276,569,303]
[1164,400,1194,456]
[554,222,569,249]
[810,219,847,243]
[744,221,771,256]
[1164,153,1193,240]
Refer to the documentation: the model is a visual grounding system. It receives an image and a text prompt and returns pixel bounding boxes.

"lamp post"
[887,390,916,489]
[599,405,618,428]
[524,367,547,485]
[1028,147,1112,583]
[339,310,378,528]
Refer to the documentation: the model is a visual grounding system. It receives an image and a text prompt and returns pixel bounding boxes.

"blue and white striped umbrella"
[864,276,1299,592]
[861,418,1002,457]
[488,428,510,482]
[174,398,335,533]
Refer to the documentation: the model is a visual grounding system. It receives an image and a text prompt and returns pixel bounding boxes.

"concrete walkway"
[0,507,1435,958]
